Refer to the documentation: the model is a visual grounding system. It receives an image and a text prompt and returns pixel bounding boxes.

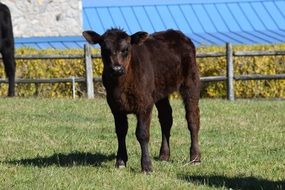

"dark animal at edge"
[0,3,15,96]
[83,28,201,172]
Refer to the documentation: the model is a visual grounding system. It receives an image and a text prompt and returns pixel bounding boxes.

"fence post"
[84,44,94,99]
[226,43,234,101]
[71,76,76,99]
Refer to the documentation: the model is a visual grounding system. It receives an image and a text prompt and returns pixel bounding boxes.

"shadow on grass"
[5,151,116,167]
[178,175,284,190]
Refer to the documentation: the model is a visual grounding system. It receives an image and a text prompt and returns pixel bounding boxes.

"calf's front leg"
[136,107,153,173]
[113,112,129,168]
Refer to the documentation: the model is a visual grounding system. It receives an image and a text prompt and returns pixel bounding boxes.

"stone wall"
[1,0,82,37]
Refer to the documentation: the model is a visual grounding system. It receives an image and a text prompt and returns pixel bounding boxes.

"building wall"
[1,0,82,37]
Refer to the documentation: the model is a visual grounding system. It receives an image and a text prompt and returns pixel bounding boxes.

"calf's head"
[83,29,148,76]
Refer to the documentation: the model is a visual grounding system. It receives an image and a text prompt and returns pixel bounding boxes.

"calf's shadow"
[178,174,284,190]
[5,151,116,167]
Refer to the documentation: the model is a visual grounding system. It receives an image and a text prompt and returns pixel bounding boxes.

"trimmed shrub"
[0,47,101,98]
[198,44,285,99]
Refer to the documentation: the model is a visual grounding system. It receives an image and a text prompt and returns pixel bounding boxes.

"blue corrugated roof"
[83,0,285,46]
[15,0,285,48]
[15,36,86,49]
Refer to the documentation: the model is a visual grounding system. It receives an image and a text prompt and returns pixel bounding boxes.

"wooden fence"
[1,43,285,100]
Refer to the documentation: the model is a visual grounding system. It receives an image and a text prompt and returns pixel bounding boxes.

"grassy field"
[0,98,284,190]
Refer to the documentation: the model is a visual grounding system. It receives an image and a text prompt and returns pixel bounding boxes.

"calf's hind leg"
[1,48,15,97]
[180,79,201,164]
[155,98,173,161]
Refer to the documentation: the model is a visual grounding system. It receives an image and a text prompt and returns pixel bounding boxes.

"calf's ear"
[131,32,149,45]
[82,31,101,44]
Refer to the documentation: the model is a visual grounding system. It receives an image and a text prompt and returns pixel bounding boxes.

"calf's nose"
[112,65,125,75]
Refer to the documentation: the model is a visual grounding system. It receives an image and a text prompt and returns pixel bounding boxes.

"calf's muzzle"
[111,64,125,76]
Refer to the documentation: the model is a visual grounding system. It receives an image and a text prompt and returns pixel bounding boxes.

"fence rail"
[234,50,285,57]
[14,54,102,60]
[1,43,285,99]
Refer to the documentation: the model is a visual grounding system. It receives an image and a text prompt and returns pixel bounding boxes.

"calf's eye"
[120,48,128,55]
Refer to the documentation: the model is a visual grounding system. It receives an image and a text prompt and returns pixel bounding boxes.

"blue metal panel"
[180,5,204,33]
[202,4,229,32]
[133,6,156,31]
[15,36,86,49]
[192,4,217,33]
[146,6,167,31]
[167,5,192,32]
[161,5,180,31]
[251,2,278,30]
[120,7,142,33]
[215,3,241,32]
[275,1,285,29]
[15,0,285,49]
[84,0,270,7]
[227,3,252,31]
[238,3,264,31]
[264,1,285,29]
[96,8,114,31]
[108,7,129,30]
[84,8,105,33]
[48,42,66,49]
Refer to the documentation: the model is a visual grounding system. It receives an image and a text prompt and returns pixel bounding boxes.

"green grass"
[0,98,284,190]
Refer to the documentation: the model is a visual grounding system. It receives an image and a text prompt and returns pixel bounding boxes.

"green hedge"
[0,44,284,98]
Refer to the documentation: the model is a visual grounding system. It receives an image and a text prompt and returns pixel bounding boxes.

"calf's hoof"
[141,161,153,173]
[190,154,201,165]
[142,166,153,174]
[115,160,126,169]
[159,154,170,162]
